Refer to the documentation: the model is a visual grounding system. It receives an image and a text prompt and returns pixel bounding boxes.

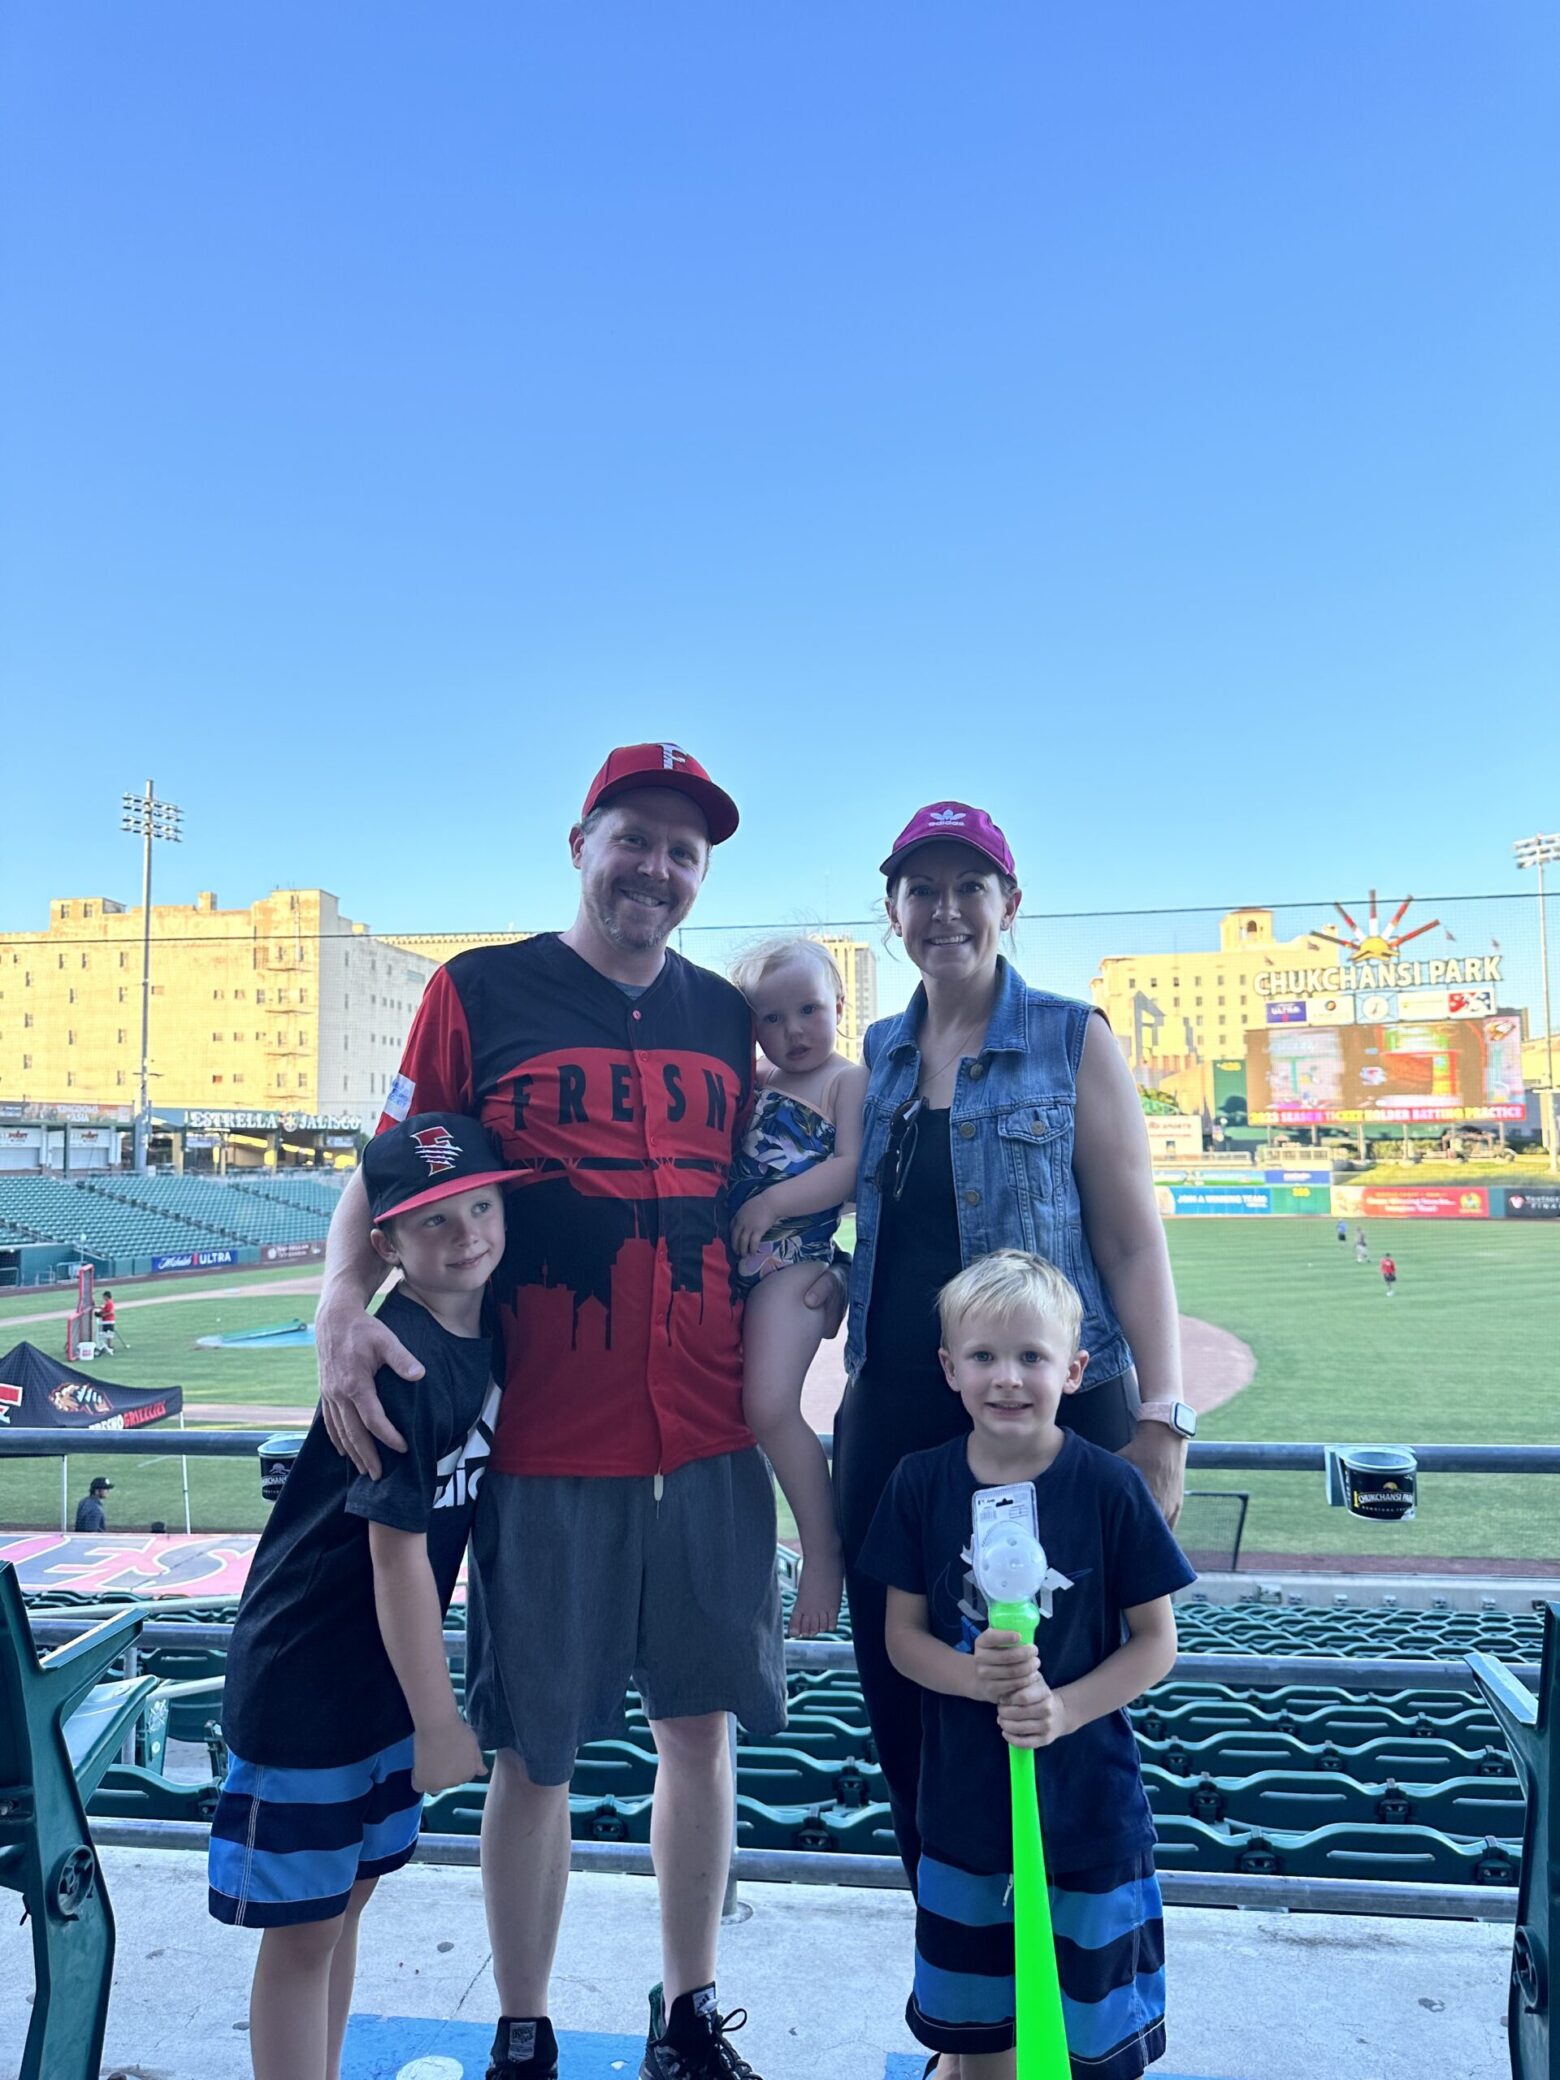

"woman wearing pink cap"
[834,802,1191,2073]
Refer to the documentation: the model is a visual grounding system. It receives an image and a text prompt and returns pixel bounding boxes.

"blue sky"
[2,4,1556,1012]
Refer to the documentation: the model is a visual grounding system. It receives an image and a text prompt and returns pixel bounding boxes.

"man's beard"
[589,883,680,951]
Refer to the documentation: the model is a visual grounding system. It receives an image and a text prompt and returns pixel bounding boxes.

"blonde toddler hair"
[937,1250,1083,1350]
[729,935,844,1004]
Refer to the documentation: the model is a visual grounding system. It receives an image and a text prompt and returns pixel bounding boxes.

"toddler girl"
[729,938,866,1635]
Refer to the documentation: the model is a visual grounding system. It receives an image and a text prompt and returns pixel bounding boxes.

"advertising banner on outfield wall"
[1162,1186,1272,1215]
[1502,1189,1560,1219]
[1346,1185,1491,1220]
[260,1240,327,1264]
[151,1247,240,1273]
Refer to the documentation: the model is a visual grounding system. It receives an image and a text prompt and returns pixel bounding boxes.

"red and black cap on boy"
[580,742,740,845]
[363,1114,523,1226]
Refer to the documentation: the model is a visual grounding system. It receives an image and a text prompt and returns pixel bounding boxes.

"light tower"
[120,781,182,1173]
[1513,831,1559,1176]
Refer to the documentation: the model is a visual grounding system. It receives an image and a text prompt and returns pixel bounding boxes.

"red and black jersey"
[377,934,753,1477]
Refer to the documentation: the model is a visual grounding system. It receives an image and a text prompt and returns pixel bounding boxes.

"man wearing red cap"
[317,744,833,2080]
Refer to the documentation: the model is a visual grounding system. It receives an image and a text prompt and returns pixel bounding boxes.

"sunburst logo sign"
[1309,891,1441,963]
[1254,886,1504,999]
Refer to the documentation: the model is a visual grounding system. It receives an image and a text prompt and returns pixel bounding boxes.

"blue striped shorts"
[909,1846,1168,2077]
[207,1737,423,1928]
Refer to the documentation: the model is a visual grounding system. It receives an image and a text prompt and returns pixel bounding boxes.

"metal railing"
[7,1425,1558,1953]
[10,1426,1560,1478]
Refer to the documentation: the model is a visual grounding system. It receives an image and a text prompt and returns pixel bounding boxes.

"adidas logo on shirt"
[433,1379,501,1510]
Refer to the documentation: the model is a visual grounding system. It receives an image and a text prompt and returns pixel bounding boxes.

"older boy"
[209,1115,514,2080]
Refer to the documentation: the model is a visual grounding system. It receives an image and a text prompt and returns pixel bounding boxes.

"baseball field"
[0,1220,1555,1563]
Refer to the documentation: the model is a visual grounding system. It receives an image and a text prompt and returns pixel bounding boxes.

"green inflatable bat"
[974,1510,1072,2079]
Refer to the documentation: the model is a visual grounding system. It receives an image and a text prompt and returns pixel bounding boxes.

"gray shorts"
[464,1447,788,1786]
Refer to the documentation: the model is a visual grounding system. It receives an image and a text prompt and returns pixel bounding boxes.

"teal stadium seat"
[1138,1727,1516,1782]
[1143,1764,1526,1835]
[1151,1815,1521,1886]
[88,1764,219,1825]
[0,1564,156,2080]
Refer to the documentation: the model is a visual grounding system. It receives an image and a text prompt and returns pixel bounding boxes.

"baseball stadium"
[1,859,1556,2080]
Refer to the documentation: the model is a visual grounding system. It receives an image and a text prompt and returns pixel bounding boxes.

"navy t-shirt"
[220,1287,500,1769]
[859,1430,1196,1875]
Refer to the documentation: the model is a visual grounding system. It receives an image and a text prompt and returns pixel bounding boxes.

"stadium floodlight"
[122,781,183,1174]
[1513,833,1560,1175]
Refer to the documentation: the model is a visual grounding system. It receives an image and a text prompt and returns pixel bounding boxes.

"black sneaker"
[640,1982,760,2079]
[486,2015,559,2079]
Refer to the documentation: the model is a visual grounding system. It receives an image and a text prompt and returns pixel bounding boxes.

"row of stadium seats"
[116,1660,1521,1796]
[37,1582,1551,1665]
[0,1174,222,1258]
[82,1758,1525,1894]
[1172,1596,1544,1659]
[87,1173,327,1246]
[61,1587,1537,1693]
[69,1571,1535,1895]
[231,1173,348,1218]
[0,1170,337,1257]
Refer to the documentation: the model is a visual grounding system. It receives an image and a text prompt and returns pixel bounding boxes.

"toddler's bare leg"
[250,1909,349,2080]
[742,1264,842,1637]
[960,2052,1013,2079]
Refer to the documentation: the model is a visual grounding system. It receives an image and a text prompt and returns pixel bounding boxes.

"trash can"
[258,1432,307,1504]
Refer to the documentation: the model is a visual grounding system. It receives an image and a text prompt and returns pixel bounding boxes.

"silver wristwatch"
[1137,1398,1197,1439]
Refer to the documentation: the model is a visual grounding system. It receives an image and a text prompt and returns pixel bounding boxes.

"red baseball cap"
[363,1114,525,1224]
[880,802,1016,882]
[580,743,740,845]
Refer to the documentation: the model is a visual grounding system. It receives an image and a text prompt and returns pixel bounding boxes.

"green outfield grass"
[2,1224,1555,1561]
[0,1267,326,1533]
[0,1260,323,1327]
[1166,1219,1559,1564]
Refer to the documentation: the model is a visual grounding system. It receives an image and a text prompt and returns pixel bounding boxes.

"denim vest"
[844,957,1132,1384]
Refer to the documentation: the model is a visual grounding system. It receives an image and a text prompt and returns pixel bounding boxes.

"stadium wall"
[0,1241,267,1289]
[1151,1172,1560,1220]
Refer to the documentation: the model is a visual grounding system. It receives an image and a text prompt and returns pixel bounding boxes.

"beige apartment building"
[380,930,532,966]
[816,936,879,1061]
[1091,909,1332,1107]
[0,890,436,1133]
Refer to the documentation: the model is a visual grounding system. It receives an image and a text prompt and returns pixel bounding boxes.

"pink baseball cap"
[880,802,1016,881]
[580,742,740,844]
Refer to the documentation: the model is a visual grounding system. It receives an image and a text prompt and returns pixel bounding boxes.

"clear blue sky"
[3,4,1556,1003]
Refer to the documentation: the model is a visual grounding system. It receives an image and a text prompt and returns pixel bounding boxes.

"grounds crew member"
[74,1477,112,1532]
[316,745,846,2080]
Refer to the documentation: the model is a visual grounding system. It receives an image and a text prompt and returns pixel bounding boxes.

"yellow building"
[0,890,437,1136]
[381,930,533,966]
[1521,1030,1559,1089]
[816,936,879,1062]
[1091,910,1333,1103]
